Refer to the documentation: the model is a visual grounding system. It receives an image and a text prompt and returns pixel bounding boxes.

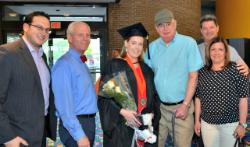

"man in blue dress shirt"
[52,21,98,147]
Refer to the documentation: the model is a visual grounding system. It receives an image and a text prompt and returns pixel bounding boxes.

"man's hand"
[77,136,90,147]
[175,104,188,120]
[237,62,249,76]
[5,136,28,147]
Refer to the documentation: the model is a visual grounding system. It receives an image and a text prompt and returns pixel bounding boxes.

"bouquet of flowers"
[99,71,157,144]
[98,71,137,112]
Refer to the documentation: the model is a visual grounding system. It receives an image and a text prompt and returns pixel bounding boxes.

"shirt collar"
[22,36,43,57]
[69,48,81,61]
[159,32,178,46]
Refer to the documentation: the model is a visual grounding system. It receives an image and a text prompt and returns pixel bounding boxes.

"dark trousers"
[41,116,48,147]
[59,117,96,147]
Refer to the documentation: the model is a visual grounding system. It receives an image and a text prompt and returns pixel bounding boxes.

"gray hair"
[66,21,90,36]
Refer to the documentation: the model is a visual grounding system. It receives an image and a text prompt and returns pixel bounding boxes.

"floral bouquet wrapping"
[98,71,137,112]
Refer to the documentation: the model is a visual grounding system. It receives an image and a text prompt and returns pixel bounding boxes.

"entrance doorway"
[43,37,101,82]
[6,33,102,82]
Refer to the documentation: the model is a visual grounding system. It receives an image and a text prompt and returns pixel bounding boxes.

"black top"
[196,62,249,124]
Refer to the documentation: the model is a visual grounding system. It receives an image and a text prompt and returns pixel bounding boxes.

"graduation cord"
[131,132,136,147]
[131,129,143,147]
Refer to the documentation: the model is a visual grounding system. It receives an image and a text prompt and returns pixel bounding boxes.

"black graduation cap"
[117,22,148,39]
[117,23,151,59]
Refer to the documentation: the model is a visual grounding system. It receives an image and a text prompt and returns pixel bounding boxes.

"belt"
[161,100,183,106]
[77,113,96,118]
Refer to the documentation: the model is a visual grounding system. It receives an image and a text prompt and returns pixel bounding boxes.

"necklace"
[133,62,139,64]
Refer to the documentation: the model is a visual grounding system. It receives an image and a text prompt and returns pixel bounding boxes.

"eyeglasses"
[157,22,172,29]
[29,24,51,34]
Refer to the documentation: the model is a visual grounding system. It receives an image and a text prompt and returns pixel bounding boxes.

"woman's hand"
[120,108,141,128]
[234,125,246,139]
[194,121,201,137]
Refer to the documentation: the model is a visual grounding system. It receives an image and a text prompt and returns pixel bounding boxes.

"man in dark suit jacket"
[0,11,56,147]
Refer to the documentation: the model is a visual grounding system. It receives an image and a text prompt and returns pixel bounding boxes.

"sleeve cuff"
[72,128,86,141]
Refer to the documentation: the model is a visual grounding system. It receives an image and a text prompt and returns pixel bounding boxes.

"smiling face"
[23,16,50,49]
[125,36,144,61]
[67,22,91,53]
[205,37,230,69]
[155,19,177,43]
[209,42,226,65]
[200,20,219,43]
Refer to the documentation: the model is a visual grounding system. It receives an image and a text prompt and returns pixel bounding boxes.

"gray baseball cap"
[154,8,174,26]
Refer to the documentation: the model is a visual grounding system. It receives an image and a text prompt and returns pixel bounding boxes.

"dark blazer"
[98,58,161,147]
[42,53,57,143]
[0,38,56,147]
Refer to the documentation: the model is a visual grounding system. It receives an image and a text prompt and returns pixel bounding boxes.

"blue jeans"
[59,117,96,147]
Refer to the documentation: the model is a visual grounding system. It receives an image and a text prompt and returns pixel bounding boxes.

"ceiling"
[2,0,216,21]
[7,5,107,16]
[1,0,120,21]
[0,0,119,3]
[3,4,108,21]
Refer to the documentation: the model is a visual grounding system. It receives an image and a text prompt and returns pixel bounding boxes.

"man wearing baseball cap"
[144,8,203,147]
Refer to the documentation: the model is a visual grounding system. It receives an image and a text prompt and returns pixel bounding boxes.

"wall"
[216,0,250,39]
[108,0,201,53]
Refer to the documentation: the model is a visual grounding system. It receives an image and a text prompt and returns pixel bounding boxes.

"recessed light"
[9,12,17,17]
[64,13,70,16]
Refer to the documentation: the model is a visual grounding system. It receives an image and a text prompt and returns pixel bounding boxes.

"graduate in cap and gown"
[98,23,161,147]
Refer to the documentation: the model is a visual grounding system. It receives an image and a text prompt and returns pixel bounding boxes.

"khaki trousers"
[158,101,194,147]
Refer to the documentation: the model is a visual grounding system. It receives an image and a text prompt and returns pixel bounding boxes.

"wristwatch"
[239,122,247,129]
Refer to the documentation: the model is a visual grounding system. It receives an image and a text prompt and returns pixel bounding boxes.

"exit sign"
[51,22,61,29]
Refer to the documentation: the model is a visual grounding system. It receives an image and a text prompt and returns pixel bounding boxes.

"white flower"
[115,86,121,93]
[106,80,115,89]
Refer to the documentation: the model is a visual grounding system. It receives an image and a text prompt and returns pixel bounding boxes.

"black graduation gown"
[98,58,161,147]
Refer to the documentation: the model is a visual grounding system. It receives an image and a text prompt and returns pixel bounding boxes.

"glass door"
[43,37,101,82]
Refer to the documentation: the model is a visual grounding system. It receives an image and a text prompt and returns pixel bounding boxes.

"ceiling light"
[63,13,70,16]
[9,12,17,17]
